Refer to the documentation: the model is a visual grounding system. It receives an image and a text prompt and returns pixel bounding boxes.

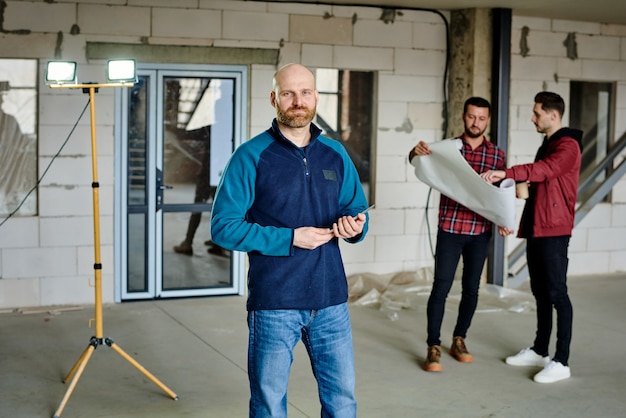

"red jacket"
[505,128,583,238]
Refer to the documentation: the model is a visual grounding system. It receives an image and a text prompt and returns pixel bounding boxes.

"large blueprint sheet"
[410,139,516,229]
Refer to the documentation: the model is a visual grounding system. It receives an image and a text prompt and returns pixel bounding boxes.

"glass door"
[115,64,247,301]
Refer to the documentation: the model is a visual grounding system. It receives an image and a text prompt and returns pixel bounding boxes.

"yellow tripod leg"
[61,341,94,383]
[53,344,96,418]
[107,339,178,400]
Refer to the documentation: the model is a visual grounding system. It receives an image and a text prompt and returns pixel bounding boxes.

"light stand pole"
[46,62,178,418]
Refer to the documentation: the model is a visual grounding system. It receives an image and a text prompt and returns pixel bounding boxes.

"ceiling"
[271,0,626,26]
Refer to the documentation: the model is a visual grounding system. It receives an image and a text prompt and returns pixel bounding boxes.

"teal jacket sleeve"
[209,141,295,256]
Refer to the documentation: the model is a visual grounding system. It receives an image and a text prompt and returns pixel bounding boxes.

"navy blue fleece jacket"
[210,119,369,311]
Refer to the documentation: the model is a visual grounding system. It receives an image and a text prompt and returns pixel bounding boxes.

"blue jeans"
[426,229,492,346]
[527,236,573,366]
[247,303,356,418]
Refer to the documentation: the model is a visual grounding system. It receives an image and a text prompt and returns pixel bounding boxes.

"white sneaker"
[533,360,571,383]
[505,347,550,367]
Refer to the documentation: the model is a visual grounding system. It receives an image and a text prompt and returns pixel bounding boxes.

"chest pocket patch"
[323,169,337,181]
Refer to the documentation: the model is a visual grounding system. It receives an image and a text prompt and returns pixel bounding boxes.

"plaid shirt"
[439,137,507,235]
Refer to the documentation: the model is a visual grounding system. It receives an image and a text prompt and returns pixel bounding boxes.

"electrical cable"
[0,98,90,228]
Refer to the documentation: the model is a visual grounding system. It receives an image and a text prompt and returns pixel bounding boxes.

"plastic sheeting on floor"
[347,268,535,321]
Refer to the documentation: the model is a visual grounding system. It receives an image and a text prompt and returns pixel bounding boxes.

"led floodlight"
[106,59,137,83]
[45,61,77,85]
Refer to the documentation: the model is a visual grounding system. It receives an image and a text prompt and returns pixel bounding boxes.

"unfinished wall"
[0,0,624,308]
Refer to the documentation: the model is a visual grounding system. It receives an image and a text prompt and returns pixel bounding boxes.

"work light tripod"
[49,83,178,418]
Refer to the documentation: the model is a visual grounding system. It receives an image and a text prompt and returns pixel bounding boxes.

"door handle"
[155,169,171,210]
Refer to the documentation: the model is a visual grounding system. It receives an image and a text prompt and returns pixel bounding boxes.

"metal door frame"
[114,63,247,302]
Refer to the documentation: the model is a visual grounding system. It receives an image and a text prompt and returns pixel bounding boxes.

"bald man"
[211,63,369,417]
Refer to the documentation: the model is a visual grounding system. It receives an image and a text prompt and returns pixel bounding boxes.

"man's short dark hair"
[534,91,565,117]
[463,97,491,115]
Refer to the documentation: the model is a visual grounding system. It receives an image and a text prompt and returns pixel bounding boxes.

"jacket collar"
[269,118,323,148]
[546,127,584,152]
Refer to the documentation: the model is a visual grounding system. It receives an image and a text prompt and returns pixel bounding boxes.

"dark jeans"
[426,229,491,347]
[527,236,573,366]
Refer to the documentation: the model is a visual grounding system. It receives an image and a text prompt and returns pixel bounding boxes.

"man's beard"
[276,106,316,128]
[465,126,485,139]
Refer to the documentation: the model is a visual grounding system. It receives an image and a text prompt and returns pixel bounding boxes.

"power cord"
[0,98,90,228]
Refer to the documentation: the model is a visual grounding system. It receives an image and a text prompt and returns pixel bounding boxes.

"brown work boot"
[173,241,193,256]
[424,345,443,372]
[449,336,474,363]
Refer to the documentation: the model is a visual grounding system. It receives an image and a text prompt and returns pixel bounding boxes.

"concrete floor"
[1,273,625,418]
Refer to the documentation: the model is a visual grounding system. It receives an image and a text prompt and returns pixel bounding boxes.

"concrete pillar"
[447,8,493,137]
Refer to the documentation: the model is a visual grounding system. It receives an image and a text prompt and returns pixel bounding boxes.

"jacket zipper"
[300,147,309,176]
[303,157,309,176]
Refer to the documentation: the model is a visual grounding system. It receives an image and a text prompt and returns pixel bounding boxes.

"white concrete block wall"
[3,247,77,278]
[39,125,113,156]
[407,102,446,130]
[511,55,558,81]
[568,228,587,254]
[333,46,394,70]
[0,33,56,58]
[612,204,626,226]
[577,203,612,229]
[249,65,277,138]
[394,49,447,76]
[569,251,611,275]
[40,216,94,247]
[290,15,353,46]
[377,155,408,182]
[4,1,76,33]
[0,278,40,309]
[152,8,222,39]
[379,74,443,103]
[582,60,626,80]
[225,11,289,42]
[301,44,334,68]
[613,179,626,204]
[610,250,626,271]
[79,5,150,37]
[577,34,621,61]
[354,20,413,48]
[131,0,198,8]
[267,1,328,16]
[556,57,583,80]
[0,217,39,249]
[412,22,448,50]
[1,1,625,309]
[512,16,552,32]
[552,19,600,35]
[522,31,569,57]
[377,101,410,131]
[201,0,268,13]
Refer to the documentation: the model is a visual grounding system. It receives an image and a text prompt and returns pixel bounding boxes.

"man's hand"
[293,227,334,250]
[497,226,514,237]
[480,169,506,183]
[293,213,366,250]
[330,213,366,239]
[409,141,432,161]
